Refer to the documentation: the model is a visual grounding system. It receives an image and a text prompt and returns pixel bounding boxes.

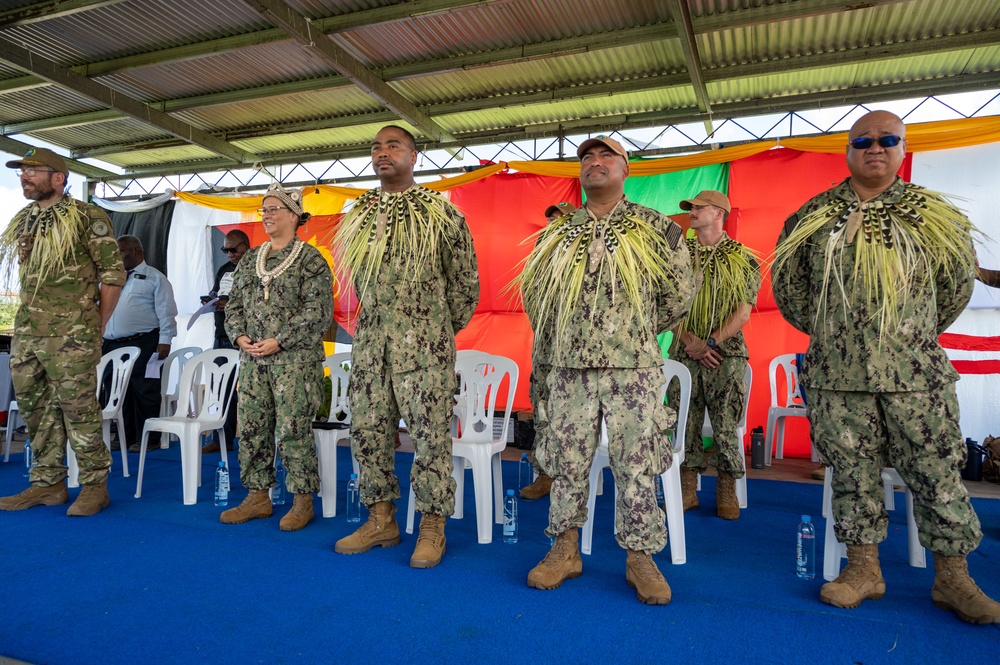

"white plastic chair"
[581,360,691,565]
[159,346,201,418]
[67,346,141,488]
[3,399,20,463]
[698,362,752,509]
[822,466,925,581]
[133,349,240,504]
[406,354,519,544]
[313,352,358,518]
[764,353,812,465]
[452,349,491,438]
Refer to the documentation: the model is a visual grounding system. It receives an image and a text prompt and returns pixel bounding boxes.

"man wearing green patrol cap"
[0,146,126,517]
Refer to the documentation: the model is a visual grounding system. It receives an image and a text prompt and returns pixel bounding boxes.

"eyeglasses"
[15,167,56,177]
[221,244,245,254]
[848,135,903,150]
[257,206,289,216]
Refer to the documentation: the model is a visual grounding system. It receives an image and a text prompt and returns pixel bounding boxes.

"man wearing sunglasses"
[772,111,999,623]
[202,229,251,454]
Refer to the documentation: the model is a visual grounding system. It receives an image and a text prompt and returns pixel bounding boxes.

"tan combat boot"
[716,470,740,520]
[279,493,314,532]
[334,501,401,554]
[410,513,447,568]
[820,543,886,608]
[626,550,672,605]
[931,553,1000,624]
[520,473,553,500]
[220,489,273,524]
[527,528,583,590]
[66,480,110,517]
[0,484,68,511]
[680,467,698,512]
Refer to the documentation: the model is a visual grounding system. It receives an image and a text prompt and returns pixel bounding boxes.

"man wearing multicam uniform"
[772,110,999,624]
[0,147,126,517]
[333,125,479,569]
[519,136,693,605]
[671,190,760,521]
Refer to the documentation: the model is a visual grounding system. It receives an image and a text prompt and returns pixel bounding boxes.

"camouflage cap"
[544,201,578,218]
[6,147,69,176]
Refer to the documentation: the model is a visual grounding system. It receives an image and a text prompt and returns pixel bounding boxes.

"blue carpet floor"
[1,445,998,664]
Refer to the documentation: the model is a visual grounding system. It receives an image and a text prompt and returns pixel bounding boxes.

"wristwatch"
[706,336,718,350]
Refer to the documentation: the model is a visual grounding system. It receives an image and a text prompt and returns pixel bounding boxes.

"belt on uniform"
[105,328,159,343]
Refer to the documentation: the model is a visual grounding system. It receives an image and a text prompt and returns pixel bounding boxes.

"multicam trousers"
[237,360,322,494]
[537,366,674,554]
[10,334,111,486]
[810,387,982,556]
[349,355,456,517]
[529,362,550,477]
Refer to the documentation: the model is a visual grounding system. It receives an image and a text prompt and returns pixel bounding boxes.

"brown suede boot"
[527,529,583,590]
[334,501,401,554]
[220,489,273,524]
[410,513,447,568]
[680,467,698,512]
[931,553,1000,624]
[820,543,886,608]
[66,481,110,517]
[279,493,314,532]
[626,550,672,605]
[716,470,740,520]
[520,474,553,500]
[0,484,68,511]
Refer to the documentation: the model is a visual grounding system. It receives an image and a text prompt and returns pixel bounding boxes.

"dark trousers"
[102,330,161,445]
[214,337,239,448]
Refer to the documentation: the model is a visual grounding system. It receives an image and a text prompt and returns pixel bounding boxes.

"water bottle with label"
[654,474,665,508]
[345,473,360,523]
[518,453,532,491]
[503,489,518,544]
[23,438,33,477]
[796,515,815,579]
[214,461,230,507]
[272,457,287,506]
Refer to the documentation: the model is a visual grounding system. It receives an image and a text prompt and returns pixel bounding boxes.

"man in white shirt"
[102,235,178,451]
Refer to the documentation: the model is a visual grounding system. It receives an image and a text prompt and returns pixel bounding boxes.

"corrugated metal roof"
[0,0,994,179]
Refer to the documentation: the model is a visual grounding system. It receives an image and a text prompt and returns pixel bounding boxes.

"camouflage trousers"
[349,356,456,517]
[670,355,747,477]
[811,387,982,556]
[528,361,550,477]
[10,334,111,486]
[236,360,321,493]
[537,366,674,554]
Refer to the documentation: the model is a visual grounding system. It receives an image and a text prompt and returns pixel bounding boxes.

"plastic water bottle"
[796,515,815,579]
[214,461,230,507]
[654,474,665,508]
[503,489,518,544]
[272,457,287,506]
[23,438,32,477]
[346,473,360,523]
[518,453,532,490]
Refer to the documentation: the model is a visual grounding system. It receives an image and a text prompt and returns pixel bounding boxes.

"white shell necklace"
[255,238,304,301]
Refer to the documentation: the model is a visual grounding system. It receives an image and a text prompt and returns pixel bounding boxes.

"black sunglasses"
[221,244,245,254]
[848,135,902,150]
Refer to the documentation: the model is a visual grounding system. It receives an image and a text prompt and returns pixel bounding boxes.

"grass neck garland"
[772,182,976,339]
[516,203,675,350]
[334,185,458,300]
[680,234,759,339]
[0,196,86,296]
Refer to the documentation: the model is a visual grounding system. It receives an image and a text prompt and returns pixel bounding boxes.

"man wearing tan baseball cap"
[679,190,731,214]
[5,147,70,177]
[543,201,578,221]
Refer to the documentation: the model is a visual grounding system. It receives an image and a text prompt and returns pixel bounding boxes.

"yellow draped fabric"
[173,116,1000,211]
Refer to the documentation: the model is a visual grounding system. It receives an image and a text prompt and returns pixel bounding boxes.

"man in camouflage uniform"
[773,110,1000,623]
[670,190,760,520]
[520,201,577,502]
[522,137,694,605]
[0,147,126,517]
[333,126,479,568]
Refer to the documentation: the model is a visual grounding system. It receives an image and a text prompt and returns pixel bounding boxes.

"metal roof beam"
[0,37,255,165]
[693,0,910,33]
[241,0,456,143]
[0,0,125,28]
[666,0,713,135]
[0,134,115,178]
